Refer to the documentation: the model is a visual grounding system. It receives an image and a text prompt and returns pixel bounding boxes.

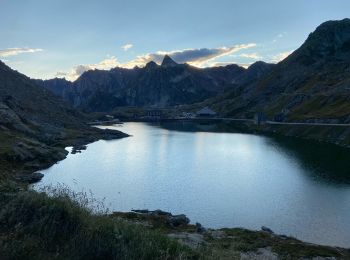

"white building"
[196,107,217,117]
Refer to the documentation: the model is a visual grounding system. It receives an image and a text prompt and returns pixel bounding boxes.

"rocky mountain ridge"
[35,57,275,112]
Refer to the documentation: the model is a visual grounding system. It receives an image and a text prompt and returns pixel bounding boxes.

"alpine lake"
[33,121,350,248]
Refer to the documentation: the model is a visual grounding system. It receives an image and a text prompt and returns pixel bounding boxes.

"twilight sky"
[0,0,349,81]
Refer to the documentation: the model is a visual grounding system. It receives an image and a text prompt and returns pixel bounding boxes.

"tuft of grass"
[0,186,197,260]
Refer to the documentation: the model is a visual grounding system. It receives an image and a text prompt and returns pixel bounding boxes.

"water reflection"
[158,121,350,185]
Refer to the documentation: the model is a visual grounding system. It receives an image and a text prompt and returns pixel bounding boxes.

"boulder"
[169,214,190,227]
[131,209,190,227]
[261,226,274,234]
[71,145,87,154]
[132,209,150,214]
[152,209,172,216]
[132,209,172,216]
[16,172,44,183]
[195,222,206,233]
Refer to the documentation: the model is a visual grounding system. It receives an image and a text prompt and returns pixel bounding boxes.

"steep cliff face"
[37,56,250,112]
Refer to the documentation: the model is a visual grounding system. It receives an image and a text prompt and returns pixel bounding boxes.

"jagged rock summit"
[145,60,159,69]
[161,55,178,67]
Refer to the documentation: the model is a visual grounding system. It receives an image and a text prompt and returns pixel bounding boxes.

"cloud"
[239,52,262,60]
[56,56,120,81]
[123,43,256,68]
[271,50,294,63]
[121,44,133,51]
[55,71,68,77]
[272,32,286,43]
[56,43,257,81]
[4,60,25,65]
[0,48,43,57]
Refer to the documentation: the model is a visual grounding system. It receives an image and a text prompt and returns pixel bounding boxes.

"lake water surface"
[33,122,350,247]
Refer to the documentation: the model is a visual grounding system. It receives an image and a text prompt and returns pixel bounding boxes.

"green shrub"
[0,187,196,259]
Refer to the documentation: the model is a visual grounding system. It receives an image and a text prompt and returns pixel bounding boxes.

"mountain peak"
[289,18,350,65]
[308,18,350,46]
[244,61,275,78]
[145,61,158,69]
[248,61,275,71]
[161,55,178,67]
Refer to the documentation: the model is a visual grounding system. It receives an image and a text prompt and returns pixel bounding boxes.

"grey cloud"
[124,43,256,68]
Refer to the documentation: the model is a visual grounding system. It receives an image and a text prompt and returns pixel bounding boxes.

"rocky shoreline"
[1,126,129,185]
[259,123,350,149]
[112,209,350,259]
[206,119,350,149]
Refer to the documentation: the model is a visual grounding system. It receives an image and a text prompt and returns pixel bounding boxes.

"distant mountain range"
[35,55,275,112]
[36,19,350,124]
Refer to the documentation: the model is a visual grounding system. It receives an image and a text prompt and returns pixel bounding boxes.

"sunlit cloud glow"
[0,48,43,57]
[122,43,257,68]
[55,56,120,81]
[271,50,294,63]
[239,52,262,60]
[56,43,257,81]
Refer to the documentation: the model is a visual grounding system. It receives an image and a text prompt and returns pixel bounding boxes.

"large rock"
[131,209,190,227]
[169,214,190,227]
[261,226,274,234]
[16,172,44,183]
